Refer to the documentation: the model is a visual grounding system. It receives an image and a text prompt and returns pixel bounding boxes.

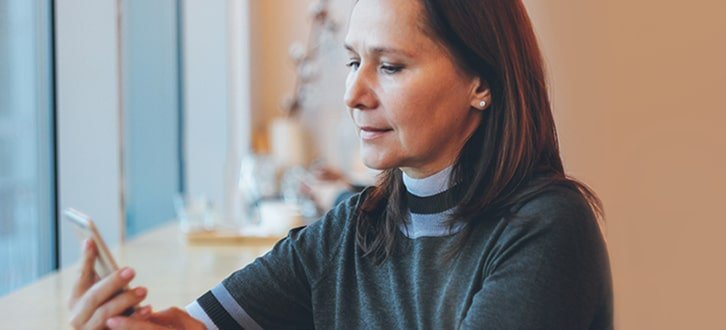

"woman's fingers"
[69,239,98,309]
[105,315,167,330]
[85,286,148,329]
[130,305,153,321]
[69,267,137,329]
[82,267,136,311]
[106,307,205,330]
[146,307,188,326]
[148,307,205,329]
[66,240,152,329]
[150,307,206,329]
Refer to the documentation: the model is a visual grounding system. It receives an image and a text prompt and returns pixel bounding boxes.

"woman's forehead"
[345,0,432,54]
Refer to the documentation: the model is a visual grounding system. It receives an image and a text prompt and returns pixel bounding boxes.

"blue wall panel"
[123,0,182,237]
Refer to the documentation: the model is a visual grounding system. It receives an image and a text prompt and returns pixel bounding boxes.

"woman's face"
[344,0,487,178]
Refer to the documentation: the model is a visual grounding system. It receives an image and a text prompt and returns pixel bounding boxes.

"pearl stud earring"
[479,100,486,108]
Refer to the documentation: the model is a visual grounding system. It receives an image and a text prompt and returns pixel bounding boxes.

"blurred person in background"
[68,0,613,328]
[303,165,366,212]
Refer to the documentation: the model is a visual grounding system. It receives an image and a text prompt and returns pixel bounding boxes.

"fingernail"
[106,317,120,328]
[120,267,134,279]
[134,287,147,297]
[139,305,151,316]
[83,239,93,250]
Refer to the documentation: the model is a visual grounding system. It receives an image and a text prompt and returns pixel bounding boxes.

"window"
[0,0,56,296]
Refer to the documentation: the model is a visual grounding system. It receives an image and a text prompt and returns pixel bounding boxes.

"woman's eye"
[346,60,360,70]
[380,64,403,74]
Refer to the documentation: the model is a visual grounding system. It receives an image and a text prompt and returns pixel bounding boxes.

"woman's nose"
[344,69,378,110]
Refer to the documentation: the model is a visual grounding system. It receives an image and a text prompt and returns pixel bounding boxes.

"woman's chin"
[361,159,389,171]
[360,152,396,171]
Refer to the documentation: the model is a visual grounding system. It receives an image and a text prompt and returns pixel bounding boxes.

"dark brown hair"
[354,0,603,262]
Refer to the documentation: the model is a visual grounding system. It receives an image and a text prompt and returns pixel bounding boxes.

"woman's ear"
[469,77,491,110]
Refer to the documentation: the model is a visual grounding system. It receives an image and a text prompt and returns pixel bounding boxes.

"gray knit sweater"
[187,174,613,329]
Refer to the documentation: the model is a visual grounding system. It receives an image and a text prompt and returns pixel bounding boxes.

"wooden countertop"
[0,223,276,329]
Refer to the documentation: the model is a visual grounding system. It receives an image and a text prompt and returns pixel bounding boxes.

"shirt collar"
[402,164,454,197]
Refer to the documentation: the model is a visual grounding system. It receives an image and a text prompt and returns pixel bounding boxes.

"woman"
[69,0,613,328]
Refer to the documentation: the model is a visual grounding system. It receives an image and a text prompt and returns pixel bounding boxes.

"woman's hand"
[104,307,206,329]
[68,239,151,329]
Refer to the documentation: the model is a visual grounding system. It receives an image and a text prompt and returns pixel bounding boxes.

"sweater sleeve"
[187,191,362,329]
[459,188,613,330]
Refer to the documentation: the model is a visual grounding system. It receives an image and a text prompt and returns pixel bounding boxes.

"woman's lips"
[359,126,392,140]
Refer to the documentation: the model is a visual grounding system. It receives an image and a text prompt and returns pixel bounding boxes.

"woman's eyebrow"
[344,43,358,54]
[344,43,413,58]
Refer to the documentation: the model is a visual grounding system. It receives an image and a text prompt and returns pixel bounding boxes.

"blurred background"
[0,0,724,328]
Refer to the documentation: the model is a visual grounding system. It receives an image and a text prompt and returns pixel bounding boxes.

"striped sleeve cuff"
[186,283,262,330]
[186,300,219,330]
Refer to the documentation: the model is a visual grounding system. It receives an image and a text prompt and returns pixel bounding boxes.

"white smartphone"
[63,208,120,278]
[64,208,137,315]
